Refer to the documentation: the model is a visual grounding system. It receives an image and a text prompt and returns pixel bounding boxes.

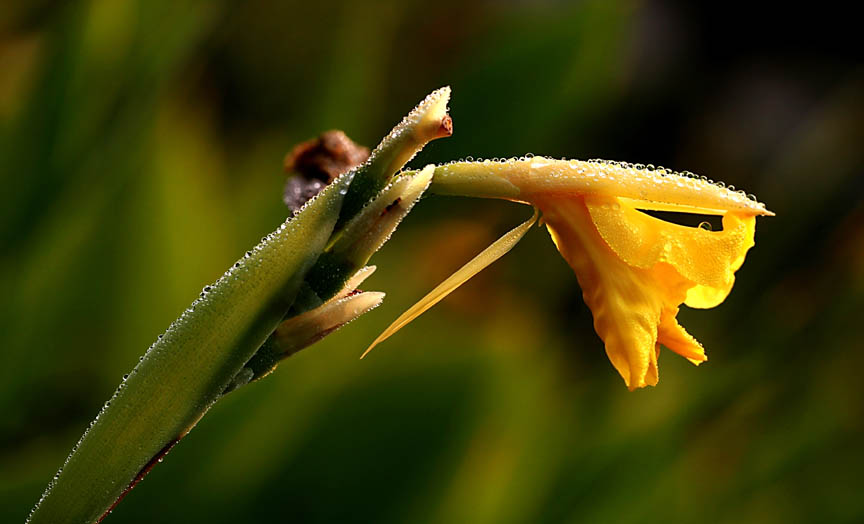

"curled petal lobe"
[585,195,756,309]
[658,307,706,365]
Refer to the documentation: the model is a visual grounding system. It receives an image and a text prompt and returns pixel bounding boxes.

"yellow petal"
[538,196,681,390]
[584,196,756,309]
[657,306,706,365]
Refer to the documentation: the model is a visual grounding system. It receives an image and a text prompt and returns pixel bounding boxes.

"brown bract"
[283,130,369,212]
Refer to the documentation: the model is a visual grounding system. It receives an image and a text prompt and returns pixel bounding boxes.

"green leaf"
[27,174,353,524]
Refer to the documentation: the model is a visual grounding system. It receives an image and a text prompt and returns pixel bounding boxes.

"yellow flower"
[365,158,772,390]
[536,194,753,389]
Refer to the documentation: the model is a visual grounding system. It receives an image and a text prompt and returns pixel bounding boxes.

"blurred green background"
[2,1,863,522]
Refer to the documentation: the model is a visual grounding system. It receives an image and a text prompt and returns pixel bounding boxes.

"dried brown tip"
[283,130,370,212]
[437,114,453,138]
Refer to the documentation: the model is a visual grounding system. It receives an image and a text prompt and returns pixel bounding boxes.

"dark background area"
[2,1,863,522]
